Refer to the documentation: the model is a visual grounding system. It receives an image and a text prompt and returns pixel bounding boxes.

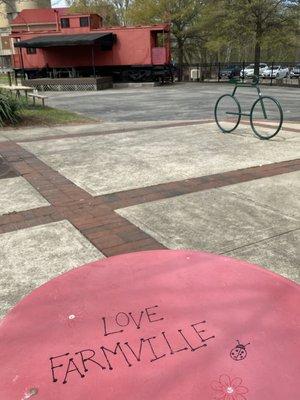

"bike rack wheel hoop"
[214,94,241,133]
[250,95,284,140]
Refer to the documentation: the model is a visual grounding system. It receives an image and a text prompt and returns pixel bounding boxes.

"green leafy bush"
[0,93,23,126]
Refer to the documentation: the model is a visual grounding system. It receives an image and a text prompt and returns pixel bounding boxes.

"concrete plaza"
[0,83,299,318]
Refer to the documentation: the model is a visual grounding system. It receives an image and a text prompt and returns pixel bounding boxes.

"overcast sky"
[51,0,67,7]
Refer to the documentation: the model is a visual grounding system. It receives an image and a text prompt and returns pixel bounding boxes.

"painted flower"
[211,374,249,400]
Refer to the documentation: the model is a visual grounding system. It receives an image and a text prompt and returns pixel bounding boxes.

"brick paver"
[13,119,300,144]
[99,159,300,210]
[16,119,215,143]
[0,140,164,256]
[0,134,299,257]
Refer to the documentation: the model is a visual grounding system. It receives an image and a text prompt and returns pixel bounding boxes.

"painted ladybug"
[230,340,250,361]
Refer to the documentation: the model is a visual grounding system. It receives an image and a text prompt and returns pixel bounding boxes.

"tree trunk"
[254,39,261,77]
[254,20,262,78]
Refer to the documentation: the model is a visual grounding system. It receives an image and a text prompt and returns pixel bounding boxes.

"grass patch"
[19,104,95,127]
[0,74,10,85]
[0,87,96,128]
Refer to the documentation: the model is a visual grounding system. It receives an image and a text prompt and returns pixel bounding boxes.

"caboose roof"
[14,32,114,48]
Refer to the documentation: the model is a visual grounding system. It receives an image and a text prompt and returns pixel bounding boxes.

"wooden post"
[7,71,12,86]
[19,48,25,81]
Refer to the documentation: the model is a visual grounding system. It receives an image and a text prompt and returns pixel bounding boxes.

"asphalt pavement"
[46,82,300,122]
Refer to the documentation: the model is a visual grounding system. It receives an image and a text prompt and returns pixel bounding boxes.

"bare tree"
[108,0,132,25]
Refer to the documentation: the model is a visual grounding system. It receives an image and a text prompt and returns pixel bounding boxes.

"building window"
[80,17,89,27]
[61,18,70,28]
[26,47,36,54]
[1,36,11,50]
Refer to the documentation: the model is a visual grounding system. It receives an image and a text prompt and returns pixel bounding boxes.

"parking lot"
[47,82,300,122]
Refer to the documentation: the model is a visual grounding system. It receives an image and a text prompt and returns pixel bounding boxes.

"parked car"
[240,63,268,78]
[262,65,289,79]
[290,64,300,79]
[218,65,241,79]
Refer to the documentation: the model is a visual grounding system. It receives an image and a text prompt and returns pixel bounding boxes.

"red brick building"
[11,8,69,33]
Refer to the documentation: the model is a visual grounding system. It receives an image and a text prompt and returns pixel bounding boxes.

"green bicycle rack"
[214,75,283,139]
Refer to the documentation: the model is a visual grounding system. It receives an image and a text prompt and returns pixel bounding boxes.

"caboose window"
[80,17,89,27]
[26,47,36,54]
[61,18,70,28]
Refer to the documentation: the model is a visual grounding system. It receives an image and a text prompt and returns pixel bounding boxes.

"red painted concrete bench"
[0,250,299,399]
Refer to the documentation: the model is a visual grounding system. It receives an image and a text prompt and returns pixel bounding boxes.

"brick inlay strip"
[0,206,62,234]
[0,141,165,256]
[13,119,300,144]
[0,139,299,257]
[99,159,300,210]
[16,119,215,143]
[239,120,300,133]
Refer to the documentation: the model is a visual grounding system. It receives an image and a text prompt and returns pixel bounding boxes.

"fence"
[21,77,113,91]
[176,61,300,86]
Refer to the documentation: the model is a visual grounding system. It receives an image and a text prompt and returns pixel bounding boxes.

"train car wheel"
[128,70,151,82]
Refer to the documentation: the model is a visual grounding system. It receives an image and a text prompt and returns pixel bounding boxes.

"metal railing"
[175,61,300,86]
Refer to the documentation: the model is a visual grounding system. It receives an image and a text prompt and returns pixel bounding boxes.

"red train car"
[11,10,173,82]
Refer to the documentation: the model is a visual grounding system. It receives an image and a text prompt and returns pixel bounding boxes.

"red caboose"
[11,10,172,82]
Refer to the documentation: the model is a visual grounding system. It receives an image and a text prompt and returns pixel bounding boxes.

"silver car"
[262,65,289,79]
[240,63,268,78]
[290,64,300,79]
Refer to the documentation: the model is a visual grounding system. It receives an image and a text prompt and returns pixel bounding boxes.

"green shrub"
[0,93,23,126]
